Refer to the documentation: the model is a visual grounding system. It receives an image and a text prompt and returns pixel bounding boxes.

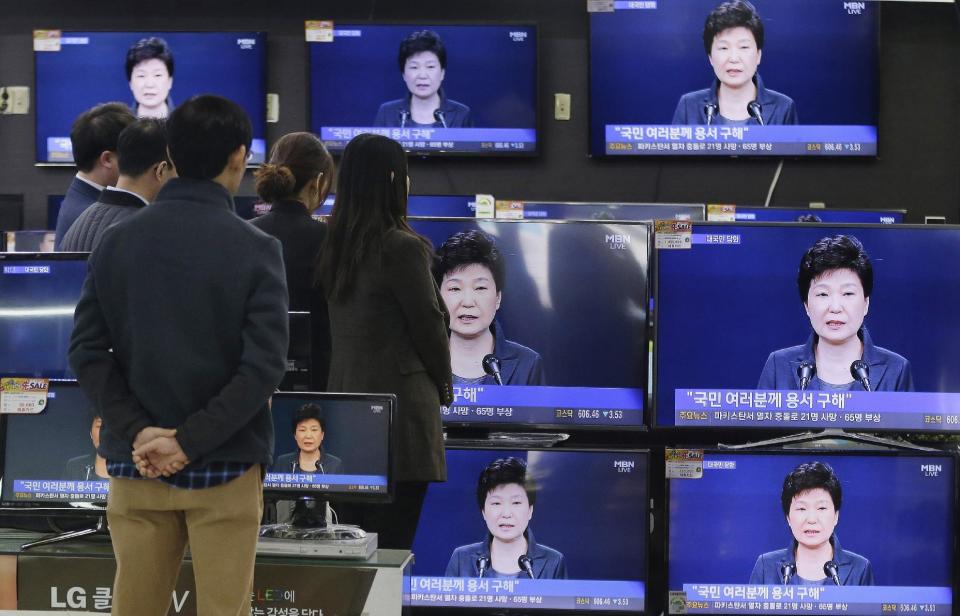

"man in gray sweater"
[60,118,175,252]
[69,95,288,616]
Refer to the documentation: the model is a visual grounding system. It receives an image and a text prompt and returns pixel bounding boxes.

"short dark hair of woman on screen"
[433,230,544,386]
[272,403,342,474]
[125,37,175,119]
[444,457,567,579]
[254,132,334,213]
[671,0,797,125]
[749,461,873,585]
[373,30,473,128]
[758,234,913,391]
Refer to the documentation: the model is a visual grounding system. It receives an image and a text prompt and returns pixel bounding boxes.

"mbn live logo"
[844,2,865,15]
[921,464,942,477]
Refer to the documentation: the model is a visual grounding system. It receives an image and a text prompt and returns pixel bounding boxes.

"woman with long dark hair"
[316,133,452,549]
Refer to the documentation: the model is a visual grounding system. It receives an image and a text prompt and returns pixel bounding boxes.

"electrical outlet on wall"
[554,93,571,121]
[0,87,30,115]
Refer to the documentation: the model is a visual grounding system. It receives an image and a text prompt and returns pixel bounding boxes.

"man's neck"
[113,177,150,204]
[76,171,106,191]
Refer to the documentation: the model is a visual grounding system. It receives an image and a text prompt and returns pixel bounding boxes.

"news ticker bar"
[605,125,877,156]
[443,385,645,426]
[675,389,960,430]
[47,138,268,164]
[321,127,537,153]
[409,577,644,611]
[681,584,951,615]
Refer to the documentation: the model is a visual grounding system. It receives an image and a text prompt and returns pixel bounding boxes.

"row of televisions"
[0,383,956,615]
[34,0,881,161]
[7,209,960,434]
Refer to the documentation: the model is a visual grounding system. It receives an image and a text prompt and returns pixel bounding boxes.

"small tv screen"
[263,392,393,501]
[654,223,960,430]
[2,231,57,253]
[590,0,879,156]
[34,31,267,164]
[309,24,538,156]
[0,253,88,379]
[668,449,954,615]
[1,381,108,506]
[411,447,649,613]
[706,206,905,224]
[410,218,650,429]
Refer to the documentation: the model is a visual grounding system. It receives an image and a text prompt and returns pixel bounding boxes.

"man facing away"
[60,118,176,252]
[69,94,289,616]
[54,102,136,249]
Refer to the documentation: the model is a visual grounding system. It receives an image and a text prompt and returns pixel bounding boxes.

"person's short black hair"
[780,461,842,516]
[69,102,137,172]
[476,457,536,510]
[397,30,447,72]
[167,95,251,180]
[703,0,765,55]
[433,230,505,291]
[116,118,170,177]
[292,403,326,434]
[125,37,175,80]
[797,234,873,303]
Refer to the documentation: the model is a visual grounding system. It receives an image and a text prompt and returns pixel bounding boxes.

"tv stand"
[21,514,108,550]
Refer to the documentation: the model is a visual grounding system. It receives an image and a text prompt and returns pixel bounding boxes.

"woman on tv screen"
[750,461,873,585]
[373,30,473,128]
[672,0,797,126]
[433,230,544,386]
[758,234,912,391]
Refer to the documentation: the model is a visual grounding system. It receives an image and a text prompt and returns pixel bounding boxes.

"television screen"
[590,0,879,156]
[1,380,108,506]
[706,206,905,224]
[410,218,650,429]
[2,231,57,253]
[263,392,393,501]
[654,223,960,430]
[309,24,538,155]
[34,31,267,164]
[0,253,88,379]
[668,449,954,615]
[411,447,649,612]
[495,201,705,222]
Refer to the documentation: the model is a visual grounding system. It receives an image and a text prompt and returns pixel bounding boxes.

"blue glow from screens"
[0,257,88,378]
[590,0,878,156]
[655,224,960,428]
[309,25,537,155]
[35,32,267,164]
[410,219,650,428]
[412,448,648,611]
[669,452,954,614]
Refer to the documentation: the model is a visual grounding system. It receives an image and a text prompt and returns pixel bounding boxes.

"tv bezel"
[409,216,652,432]
[305,20,541,159]
[651,220,960,431]
[32,29,269,168]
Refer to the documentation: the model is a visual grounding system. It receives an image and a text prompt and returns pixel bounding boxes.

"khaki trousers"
[106,465,263,616]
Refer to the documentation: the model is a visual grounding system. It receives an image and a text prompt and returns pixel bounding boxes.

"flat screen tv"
[410,218,650,429]
[667,449,955,615]
[0,253,88,379]
[309,24,538,156]
[1,380,108,507]
[654,223,960,430]
[263,391,394,502]
[590,0,879,156]
[34,31,267,164]
[411,447,649,613]
[706,205,905,224]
